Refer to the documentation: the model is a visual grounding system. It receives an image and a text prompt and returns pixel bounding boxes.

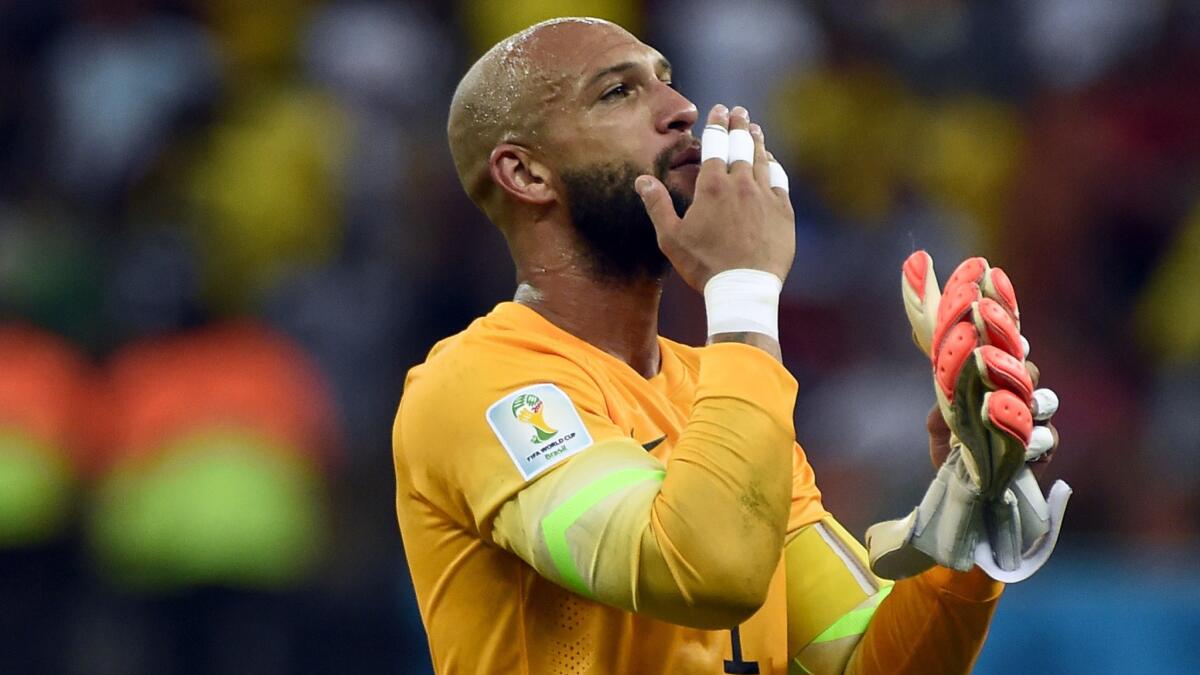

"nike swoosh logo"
[641,436,667,452]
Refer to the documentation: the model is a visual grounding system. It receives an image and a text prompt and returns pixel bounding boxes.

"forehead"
[525,21,662,88]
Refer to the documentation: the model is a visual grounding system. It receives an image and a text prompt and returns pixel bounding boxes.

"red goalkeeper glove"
[866,252,1071,581]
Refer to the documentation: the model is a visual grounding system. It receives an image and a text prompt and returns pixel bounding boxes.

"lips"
[669,144,702,170]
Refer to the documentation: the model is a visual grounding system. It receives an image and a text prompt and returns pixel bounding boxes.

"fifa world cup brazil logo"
[512,394,558,443]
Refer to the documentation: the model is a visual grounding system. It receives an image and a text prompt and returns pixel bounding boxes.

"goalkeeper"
[394,17,1066,674]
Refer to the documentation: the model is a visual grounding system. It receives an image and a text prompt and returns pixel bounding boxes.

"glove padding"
[865,251,1071,582]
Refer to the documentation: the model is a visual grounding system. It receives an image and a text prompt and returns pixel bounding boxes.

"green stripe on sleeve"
[810,584,895,644]
[541,468,666,597]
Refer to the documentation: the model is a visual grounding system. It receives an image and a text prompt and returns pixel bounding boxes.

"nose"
[656,84,698,135]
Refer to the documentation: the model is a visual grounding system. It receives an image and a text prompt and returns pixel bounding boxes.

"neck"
[514,270,663,379]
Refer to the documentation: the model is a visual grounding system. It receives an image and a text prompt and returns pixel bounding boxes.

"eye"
[601,83,631,101]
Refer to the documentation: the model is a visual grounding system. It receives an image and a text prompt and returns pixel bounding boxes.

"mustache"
[652,136,698,178]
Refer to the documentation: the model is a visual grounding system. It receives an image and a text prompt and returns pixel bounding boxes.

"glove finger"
[946,364,992,488]
[935,322,979,400]
[980,265,1020,324]
[931,258,986,357]
[902,250,940,356]
[947,256,989,288]
[973,298,1024,359]
[980,388,1035,494]
[983,389,1034,447]
[975,345,1034,401]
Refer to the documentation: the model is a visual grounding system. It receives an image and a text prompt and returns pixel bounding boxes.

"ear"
[489,144,558,206]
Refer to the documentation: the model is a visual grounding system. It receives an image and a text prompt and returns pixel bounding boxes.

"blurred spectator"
[85,322,336,624]
[45,7,218,206]
[462,0,641,56]
[0,324,95,546]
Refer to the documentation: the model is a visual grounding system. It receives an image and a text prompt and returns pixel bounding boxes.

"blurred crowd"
[0,0,1198,673]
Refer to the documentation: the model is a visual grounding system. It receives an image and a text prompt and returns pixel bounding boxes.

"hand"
[926,360,1059,482]
[635,105,795,292]
[866,251,1071,582]
[905,253,1033,498]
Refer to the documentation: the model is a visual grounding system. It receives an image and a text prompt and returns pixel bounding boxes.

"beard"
[559,146,692,284]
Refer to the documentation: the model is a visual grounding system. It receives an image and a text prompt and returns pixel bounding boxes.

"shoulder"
[401,315,608,430]
[395,307,619,530]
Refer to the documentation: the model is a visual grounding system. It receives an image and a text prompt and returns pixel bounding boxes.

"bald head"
[445,18,698,282]
[447,18,635,212]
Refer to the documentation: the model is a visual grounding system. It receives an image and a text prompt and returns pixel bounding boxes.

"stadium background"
[1,0,1198,672]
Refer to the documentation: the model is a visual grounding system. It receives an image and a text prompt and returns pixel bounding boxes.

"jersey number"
[724,626,760,674]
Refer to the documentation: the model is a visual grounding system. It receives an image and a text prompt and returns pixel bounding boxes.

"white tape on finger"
[701,125,729,163]
[1032,387,1059,421]
[727,129,754,165]
[1025,425,1055,461]
[768,160,789,192]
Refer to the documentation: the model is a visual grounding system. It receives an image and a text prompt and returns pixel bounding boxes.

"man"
[394,18,1054,674]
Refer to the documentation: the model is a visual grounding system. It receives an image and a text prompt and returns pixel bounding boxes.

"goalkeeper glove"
[865,252,1071,582]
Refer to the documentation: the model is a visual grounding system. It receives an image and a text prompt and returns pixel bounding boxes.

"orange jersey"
[395,302,826,673]
[394,301,1001,674]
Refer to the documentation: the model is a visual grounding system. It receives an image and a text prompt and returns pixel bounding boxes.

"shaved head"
[447,18,628,211]
[446,17,699,282]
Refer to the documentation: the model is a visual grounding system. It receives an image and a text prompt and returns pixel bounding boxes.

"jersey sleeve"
[783,515,1003,674]
[843,567,1002,674]
[396,343,625,539]
[787,441,830,533]
[404,341,801,629]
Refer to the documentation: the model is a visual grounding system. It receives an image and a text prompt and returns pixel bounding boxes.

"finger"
[901,250,940,356]
[934,321,978,399]
[1021,335,1031,358]
[980,389,1035,491]
[699,104,729,171]
[973,297,1023,359]
[926,403,952,469]
[750,124,770,187]
[1032,387,1058,420]
[768,157,789,195]
[1025,360,1040,388]
[981,265,1020,325]
[931,257,986,356]
[635,175,682,236]
[975,345,1034,401]
[1029,422,1057,478]
[982,388,1034,447]
[727,106,754,174]
[1025,425,1055,462]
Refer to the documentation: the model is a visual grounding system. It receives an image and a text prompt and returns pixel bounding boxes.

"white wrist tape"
[703,269,783,340]
[701,125,729,163]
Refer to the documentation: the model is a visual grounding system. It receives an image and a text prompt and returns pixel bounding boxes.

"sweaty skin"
[447,19,701,377]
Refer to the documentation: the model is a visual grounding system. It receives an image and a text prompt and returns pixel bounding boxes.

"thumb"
[901,250,939,356]
[634,175,680,235]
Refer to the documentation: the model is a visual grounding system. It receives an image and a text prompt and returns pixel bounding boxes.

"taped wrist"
[704,269,783,340]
